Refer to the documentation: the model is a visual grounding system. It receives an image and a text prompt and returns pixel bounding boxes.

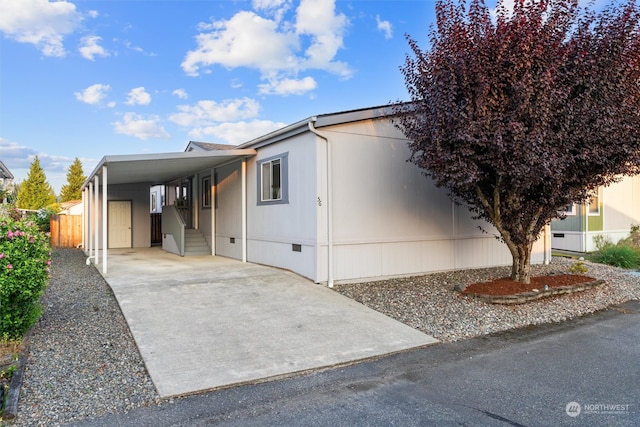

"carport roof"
[82,149,256,188]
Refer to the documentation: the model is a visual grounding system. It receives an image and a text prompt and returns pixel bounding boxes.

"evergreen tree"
[16,156,57,210]
[60,158,86,202]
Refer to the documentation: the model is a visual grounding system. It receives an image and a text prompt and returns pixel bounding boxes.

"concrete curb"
[460,279,606,304]
[1,328,33,422]
[2,352,26,421]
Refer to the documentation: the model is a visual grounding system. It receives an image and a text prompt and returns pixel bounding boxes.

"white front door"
[108,201,132,248]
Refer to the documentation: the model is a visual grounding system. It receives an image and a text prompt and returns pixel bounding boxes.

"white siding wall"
[552,232,585,252]
[214,162,243,259]
[215,116,548,283]
[315,119,546,283]
[604,175,640,234]
[90,183,150,249]
[245,133,318,280]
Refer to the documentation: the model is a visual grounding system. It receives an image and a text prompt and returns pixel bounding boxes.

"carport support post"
[87,182,93,259]
[94,174,99,266]
[210,167,216,256]
[242,158,247,262]
[102,165,108,274]
[81,188,86,252]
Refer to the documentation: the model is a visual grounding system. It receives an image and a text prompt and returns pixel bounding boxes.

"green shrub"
[593,244,640,269]
[569,261,588,274]
[593,234,613,252]
[27,206,59,233]
[0,214,50,340]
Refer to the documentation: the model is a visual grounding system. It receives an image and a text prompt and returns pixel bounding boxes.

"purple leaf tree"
[394,0,640,283]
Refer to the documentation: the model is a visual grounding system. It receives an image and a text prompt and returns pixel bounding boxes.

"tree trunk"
[510,242,533,284]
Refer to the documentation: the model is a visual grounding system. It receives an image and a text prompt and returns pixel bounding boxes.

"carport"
[81,149,256,274]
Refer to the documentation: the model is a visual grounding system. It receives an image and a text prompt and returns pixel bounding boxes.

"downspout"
[543,224,550,265]
[584,204,588,253]
[308,118,334,288]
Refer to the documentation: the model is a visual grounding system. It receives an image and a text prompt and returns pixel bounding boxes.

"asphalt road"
[71,300,640,427]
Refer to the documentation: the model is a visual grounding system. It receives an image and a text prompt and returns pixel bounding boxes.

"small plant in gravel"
[0,211,51,341]
[569,261,588,275]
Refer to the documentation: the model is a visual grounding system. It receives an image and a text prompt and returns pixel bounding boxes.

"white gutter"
[308,119,334,288]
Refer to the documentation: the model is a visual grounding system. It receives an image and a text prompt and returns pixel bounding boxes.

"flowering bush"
[0,213,51,340]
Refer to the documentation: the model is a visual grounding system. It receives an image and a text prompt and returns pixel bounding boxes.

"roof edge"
[236,103,403,150]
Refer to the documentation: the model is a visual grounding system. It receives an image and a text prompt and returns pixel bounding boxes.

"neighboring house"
[149,185,164,213]
[59,200,83,215]
[551,175,640,253]
[0,160,14,203]
[82,105,550,283]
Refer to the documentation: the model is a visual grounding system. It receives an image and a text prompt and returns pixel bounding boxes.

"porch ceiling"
[83,149,256,187]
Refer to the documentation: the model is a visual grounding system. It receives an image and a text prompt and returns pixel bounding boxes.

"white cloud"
[252,0,292,21]
[182,11,298,76]
[79,35,109,60]
[189,120,287,145]
[168,97,283,145]
[0,137,79,173]
[75,83,112,105]
[253,0,291,10]
[181,0,351,94]
[123,40,156,56]
[376,15,392,40]
[0,138,35,169]
[295,0,350,76]
[258,76,317,95]
[112,113,170,140]
[169,98,261,127]
[172,88,188,99]
[125,87,152,106]
[0,0,83,57]
[0,138,97,192]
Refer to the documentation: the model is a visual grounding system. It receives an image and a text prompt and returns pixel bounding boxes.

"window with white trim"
[257,153,288,205]
[561,204,576,216]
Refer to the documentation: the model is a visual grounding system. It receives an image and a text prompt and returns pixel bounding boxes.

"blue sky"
[0,0,441,193]
[1,0,609,193]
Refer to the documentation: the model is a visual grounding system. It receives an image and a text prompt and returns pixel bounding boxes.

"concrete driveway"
[99,248,437,397]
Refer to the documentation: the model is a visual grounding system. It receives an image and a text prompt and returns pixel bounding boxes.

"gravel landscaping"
[10,249,160,426]
[6,249,640,425]
[334,257,640,342]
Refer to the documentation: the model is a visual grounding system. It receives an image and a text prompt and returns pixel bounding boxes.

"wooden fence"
[50,215,82,248]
